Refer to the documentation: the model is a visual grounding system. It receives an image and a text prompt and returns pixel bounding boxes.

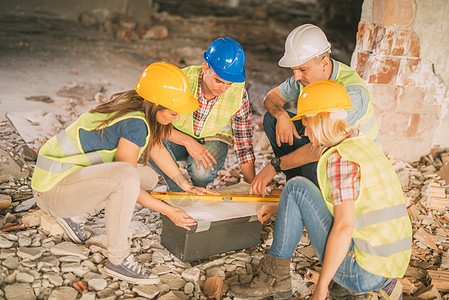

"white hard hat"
[279,24,331,68]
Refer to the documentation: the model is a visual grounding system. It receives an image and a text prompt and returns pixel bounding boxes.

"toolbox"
[155,192,278,262]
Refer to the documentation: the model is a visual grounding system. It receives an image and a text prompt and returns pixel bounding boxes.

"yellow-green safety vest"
[300,61,380,145]
[317,136,412,278]
[172,66,245,138]
[31,111,150,192]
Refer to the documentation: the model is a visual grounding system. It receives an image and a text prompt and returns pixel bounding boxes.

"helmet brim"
[214,69,246,83]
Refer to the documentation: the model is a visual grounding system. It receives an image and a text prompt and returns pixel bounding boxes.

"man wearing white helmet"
[250,24,380,196]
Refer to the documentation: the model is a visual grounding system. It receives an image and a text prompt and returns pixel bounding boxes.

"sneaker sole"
[104,266,160,285]
[56,218,83,244]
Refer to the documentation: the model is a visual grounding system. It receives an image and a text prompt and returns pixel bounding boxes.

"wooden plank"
[151,192,279,202]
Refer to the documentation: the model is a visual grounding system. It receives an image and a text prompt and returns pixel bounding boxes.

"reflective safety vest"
[317,136,412,278]
[334,61,380,145]
[31,111,150,192]
[172,66,245,138]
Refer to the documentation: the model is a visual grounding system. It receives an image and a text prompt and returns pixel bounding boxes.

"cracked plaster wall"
[352,0,449,162]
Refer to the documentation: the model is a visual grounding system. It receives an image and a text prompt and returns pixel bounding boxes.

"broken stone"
[133,285,160,299]
[4,283,36,300]
[0,194,11,210]
[56,82,103,101]
[25,95,54,103]
[50,242,89,259]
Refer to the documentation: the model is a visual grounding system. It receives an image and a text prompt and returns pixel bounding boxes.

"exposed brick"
[396,86,432,113]
[406,112,437,138]
[372,26,395,56]
[379,112,410,138]
[392,29,420,57]
[405,113,420,137]
[372,0,386,25]
[354,52,371,80]
[370,84,398,112]
[383,0,414,27]
[397,58,420,86]
[368,57,400,84]
[356,22,374,53]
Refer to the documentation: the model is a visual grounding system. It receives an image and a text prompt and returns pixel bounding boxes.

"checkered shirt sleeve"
[326,149,361,205]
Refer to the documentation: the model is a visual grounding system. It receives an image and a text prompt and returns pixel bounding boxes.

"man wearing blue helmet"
[149,37,255,191]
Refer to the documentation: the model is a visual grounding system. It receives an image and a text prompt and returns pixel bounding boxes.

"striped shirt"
[194,72,254,164]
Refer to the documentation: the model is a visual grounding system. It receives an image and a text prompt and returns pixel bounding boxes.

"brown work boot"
[230,253,292,299]
[329,282,376,300]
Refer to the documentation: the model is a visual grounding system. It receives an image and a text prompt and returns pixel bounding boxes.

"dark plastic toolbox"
[159,196,273,262]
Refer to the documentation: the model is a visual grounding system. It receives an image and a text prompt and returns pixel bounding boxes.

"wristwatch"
[270,157,282,173]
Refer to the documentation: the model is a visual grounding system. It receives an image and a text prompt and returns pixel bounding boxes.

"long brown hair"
[90,90,172,163]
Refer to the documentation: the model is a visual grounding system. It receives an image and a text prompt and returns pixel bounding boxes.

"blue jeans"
[268,177,390,293]
[263,112,318,186]
[149,138,228,192]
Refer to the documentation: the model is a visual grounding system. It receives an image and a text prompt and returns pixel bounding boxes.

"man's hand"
[276,114,302,147]
[257,204,278,224]
[185,139,217,172]
[166,207,197,230]
[249,164,277,196]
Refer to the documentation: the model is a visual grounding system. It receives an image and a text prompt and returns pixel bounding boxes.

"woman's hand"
[257,204,279,224]
[181,183,220,196]
[166,207,197,230]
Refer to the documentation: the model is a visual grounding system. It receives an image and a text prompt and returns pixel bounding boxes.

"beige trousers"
[34,162,158,264]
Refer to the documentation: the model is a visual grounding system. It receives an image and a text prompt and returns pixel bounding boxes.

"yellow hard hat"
[290,80,354,121]
[135,62,199,114]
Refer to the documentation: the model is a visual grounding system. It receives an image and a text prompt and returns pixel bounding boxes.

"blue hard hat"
[203,37,246,83]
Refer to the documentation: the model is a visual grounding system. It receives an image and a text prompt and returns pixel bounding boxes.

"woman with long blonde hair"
[232,80,412,300]
[31,62,217,284]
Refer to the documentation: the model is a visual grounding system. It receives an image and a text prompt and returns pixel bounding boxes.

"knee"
[110,162,140,192]
[136,165,158,191]
[189,168,216,187]
[263,112,276,134]
[283,176,317,199]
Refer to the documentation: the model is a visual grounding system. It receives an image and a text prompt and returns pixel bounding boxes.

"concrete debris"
[56,82,104,102]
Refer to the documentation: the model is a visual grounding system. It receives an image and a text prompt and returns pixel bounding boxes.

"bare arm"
[312,201,354,300]
[264,87,301,147]
[166,129,217,172]
[240,162,255,183]
[115,138,198,230]
[250,144,321,196]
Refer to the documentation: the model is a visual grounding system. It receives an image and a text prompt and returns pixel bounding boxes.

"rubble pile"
[1,115,449,299]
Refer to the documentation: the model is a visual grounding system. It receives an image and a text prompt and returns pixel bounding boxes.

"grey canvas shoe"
[56,217,91,243]
[104,254,159,285]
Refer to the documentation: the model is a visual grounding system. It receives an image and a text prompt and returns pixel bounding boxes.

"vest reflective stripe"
[333,61,380,145]
[173,66,244,138]
[317,136,412,278]
[54,131,105,166]
[354,204,408,229]
[86,151,104,166]
[36,155,75,173]
[353,237,412,258]
[32,111,149,192]
[56,131,79,156]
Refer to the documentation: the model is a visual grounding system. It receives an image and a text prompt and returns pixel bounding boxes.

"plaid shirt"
[194,72,254,164]
[326,133,361,206]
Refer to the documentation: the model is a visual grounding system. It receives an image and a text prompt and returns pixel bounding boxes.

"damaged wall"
[352,0,449,162]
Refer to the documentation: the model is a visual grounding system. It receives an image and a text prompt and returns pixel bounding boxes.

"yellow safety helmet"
[135,62,199,114]
[290,80,354,121]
